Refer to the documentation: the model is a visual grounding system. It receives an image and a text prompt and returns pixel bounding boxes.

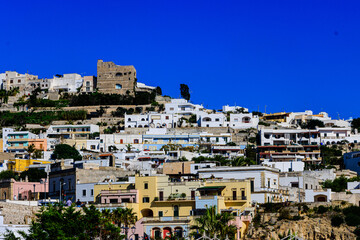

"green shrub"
[331,215,344,227]
[317,205,328,214]
[278,209,291,220]
[345,213,360,226]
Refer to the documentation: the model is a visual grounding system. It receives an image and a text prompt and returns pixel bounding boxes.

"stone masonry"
[97,60,136,95]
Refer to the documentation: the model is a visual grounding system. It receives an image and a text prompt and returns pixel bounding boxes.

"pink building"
[100,189,138,204]
[13,178,48,200]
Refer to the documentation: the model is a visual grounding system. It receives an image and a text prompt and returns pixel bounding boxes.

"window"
[250,180,254,192]
[143,197,150,203]
[82,189,86,196]
[158,211,163,217]
[120,139,123,144]
[194,166,199,170]
[10,80,13,83]
[110,199,118,203]
[305,184,308,189]
[215,118,219,122]
[91,189,93,196]
[134,139,139,144]
[115,84,122,89]
[144,183,148,189]
[18,79,21,83]
[170,108,174,111]
[91,145,96,150]
[174,205,179,217]
[166,116,169,120]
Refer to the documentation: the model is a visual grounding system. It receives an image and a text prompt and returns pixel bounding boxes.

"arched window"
[115,72,123,76]
[242,117,251,123]
[203,117,211,122]
[141,118,145,121]
[115,84,122,89]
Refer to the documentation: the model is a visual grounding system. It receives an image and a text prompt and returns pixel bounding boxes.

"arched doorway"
[141,208,153,218]
[163,227,172,239]
[174,227,183,237]
[314,194,327,202]
[152,227,161,239]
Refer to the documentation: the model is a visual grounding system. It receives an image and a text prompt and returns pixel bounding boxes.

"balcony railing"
[154,196,195,202]
[142,216,191,222]
[224,196,247,201]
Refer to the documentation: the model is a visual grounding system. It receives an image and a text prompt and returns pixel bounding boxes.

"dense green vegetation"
[51,144,82,161]
[67,91,156,106]
[0,110,87,126]
[180,84,190,101]
[352,118,360,132]
[323,175,360,192]
[0,170,18,181]
[321,145,344,167]
[19,169,47,182]
[5,205,137,240]
[302,119,325,129]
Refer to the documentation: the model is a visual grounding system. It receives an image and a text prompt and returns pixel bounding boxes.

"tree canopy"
[12,204,131,240]
[0,170,18,181]
[302,119,325,129]
[51,144,82,161]
[19,168,47,182]
[352,118,360,132]
[191,206,236,240]
[180,84,190,101]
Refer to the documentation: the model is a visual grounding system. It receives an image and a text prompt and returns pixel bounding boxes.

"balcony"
[7,138,28,142]
[7,146,27,150]
[142,216,191,223]
[224,196,247,202]
[154,196,195,202]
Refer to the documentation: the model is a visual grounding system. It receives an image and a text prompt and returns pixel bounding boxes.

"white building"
[136,82,156,91]
[0,71,40,92]
[125,113,180,129]
[262,158,305,172]
[199,113,227,127]
[99,133,143,153]
[317,127,352,145]
[197,165,289,203]
[229,113,259,129]
[48,73,83,93]
[347,181,360,194]
[304,189,332,202]
[165,99,204,116]
[260,128,321,146]
[199,132,231,145]
[222,105,249,113]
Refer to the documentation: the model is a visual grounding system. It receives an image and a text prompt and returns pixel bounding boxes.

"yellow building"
[135,175,252,239]
[93,175,253,239]
[7,159,52,172]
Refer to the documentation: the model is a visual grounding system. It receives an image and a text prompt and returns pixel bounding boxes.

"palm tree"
[122,207,137,232]
[26,144,36,159]
[191,206,236,240]
[111,208,137,237]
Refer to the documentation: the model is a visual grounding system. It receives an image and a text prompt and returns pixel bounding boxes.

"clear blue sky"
[1,0,359,119]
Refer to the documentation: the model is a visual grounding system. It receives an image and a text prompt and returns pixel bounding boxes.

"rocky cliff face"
[247,214,356,240]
